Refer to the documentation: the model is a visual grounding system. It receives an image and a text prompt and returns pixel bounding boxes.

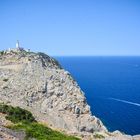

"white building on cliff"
[15,40,24,51]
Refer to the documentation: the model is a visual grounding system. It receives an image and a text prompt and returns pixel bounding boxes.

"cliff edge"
[0,49,140,140]
[0,49,106,135]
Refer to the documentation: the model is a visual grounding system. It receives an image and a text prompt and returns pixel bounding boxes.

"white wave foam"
[108,98,140,107]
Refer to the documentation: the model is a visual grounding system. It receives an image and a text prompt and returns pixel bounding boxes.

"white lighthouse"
[15,40,24,51]
[16,40,20,49]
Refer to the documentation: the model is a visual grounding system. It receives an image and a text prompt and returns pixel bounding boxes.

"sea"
[55,56,140,135]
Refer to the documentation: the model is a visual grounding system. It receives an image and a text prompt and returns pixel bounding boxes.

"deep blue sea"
[55,56,140,135]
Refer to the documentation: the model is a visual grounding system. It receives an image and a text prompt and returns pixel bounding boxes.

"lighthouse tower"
[15,40,24,52]
[16,40,20,49]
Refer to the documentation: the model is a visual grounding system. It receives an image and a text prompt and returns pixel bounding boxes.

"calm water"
[55,56,140,135]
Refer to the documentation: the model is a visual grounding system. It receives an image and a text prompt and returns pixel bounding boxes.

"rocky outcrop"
[0,113,25,140]
[0,50,106,136]
[0,49,140,140]
[0,126,25,140]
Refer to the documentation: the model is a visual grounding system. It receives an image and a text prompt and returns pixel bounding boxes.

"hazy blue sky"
[0,0,140,56]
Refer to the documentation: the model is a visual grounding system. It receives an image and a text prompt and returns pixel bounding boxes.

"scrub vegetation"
[0,103,80,140]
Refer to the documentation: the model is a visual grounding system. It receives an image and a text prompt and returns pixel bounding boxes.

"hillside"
[0,103,80,140]
[0,48,140,140]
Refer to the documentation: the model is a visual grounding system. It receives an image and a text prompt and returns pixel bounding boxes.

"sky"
[0,0,140,56]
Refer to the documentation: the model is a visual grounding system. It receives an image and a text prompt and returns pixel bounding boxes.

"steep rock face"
[0,50,106,135]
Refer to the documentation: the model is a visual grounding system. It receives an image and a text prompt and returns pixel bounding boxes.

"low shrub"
[0,104,36,123]
[0,51,4,55]
[0,104,80,140]
[3,78,9,82]
[10,122,80,140]
[93,133,105,139]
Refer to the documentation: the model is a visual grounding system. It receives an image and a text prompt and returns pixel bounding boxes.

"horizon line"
[52,55,140,57]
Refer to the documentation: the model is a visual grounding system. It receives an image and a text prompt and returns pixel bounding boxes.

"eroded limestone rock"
[0,50,106,135]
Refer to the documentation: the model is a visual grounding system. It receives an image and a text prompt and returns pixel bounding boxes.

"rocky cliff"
[0,49,140,140]
[0,49,106,135]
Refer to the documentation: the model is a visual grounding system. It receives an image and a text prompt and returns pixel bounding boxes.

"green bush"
[0,104,80,140]
[0,104,36,123]
[0,51,4,55]
[3,78,9,82]
[93,133,105,139]
[10,122,80,140]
